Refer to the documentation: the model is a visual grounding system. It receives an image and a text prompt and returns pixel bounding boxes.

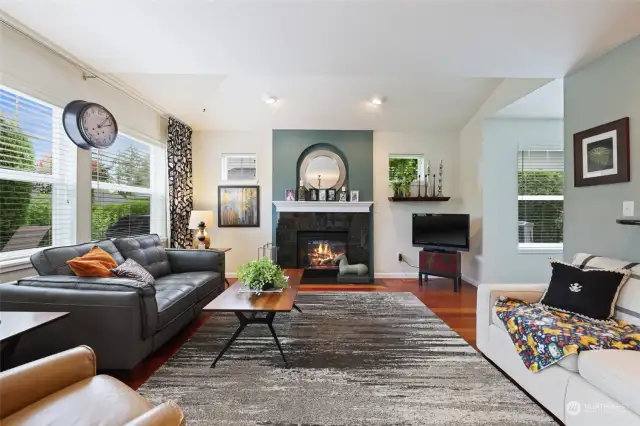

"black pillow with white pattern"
[540,259,630,321]
[110,258,155,286]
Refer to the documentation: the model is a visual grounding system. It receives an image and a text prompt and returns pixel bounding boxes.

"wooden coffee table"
[203,275,300,368]
[0,311,69,371]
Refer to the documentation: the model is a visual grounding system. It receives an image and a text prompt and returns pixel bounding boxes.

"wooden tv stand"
[418,249,462,292]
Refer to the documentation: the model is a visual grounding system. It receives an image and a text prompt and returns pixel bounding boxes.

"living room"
[1,1,640,425]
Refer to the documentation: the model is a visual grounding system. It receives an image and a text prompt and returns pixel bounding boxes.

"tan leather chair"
[0,346,184,426]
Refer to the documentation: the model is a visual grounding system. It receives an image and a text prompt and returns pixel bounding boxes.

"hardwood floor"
[115,274,477,390]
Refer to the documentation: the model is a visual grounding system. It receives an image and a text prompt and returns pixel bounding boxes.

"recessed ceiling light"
[370,96,386,105]
[263,95,278,104]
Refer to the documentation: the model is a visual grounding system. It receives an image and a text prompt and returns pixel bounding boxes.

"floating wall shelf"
[388,196,451,202]
[616,219,640,226]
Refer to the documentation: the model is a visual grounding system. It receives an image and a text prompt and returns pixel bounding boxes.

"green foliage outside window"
[0,116,38,250]
[389,158,419,196]
[518,170,564,243]
[91,196,150,240]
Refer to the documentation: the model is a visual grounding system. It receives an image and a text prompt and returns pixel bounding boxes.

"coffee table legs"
[293,303,302,313]
[210,311,289,368]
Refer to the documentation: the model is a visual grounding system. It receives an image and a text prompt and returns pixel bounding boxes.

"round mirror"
[305,156,340,188]
[299,149,346,189]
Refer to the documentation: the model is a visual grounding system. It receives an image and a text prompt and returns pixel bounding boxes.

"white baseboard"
[225,272,237,278]
[374,272,440,280]
[462,275,482,287]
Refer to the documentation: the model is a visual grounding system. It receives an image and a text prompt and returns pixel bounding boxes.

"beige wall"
[192,130,273,276]
[193,129,465,277]
[373,131,462,276]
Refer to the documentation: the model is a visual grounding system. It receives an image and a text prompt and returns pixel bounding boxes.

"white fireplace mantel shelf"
[273,201,373,213]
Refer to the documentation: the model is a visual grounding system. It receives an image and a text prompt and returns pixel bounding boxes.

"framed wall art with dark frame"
[573,117,630,187]
[218,185,260,227]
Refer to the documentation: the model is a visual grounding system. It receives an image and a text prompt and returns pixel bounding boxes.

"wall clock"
[62,100,118,150]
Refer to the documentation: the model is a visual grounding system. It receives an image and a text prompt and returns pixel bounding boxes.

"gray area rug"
[138,292,555,425]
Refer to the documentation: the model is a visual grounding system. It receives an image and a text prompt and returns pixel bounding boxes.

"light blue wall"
[564,36,640,262]
[481,118,563,283]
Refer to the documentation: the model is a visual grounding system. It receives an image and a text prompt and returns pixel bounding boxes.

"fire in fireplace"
[297,231,347,269]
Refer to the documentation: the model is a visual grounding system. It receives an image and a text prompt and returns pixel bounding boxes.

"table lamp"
[189,210,214,249]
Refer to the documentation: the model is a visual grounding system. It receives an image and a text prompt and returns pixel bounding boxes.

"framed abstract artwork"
[218,185,260,227]
[573,118,630,187]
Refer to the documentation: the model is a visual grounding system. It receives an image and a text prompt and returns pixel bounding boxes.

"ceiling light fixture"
[263,95,278,104]
[370,96,386,105]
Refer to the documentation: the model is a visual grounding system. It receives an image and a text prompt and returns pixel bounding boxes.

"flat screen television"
[412,213,470,252]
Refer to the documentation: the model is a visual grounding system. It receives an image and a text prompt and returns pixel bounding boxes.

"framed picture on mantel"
[573,118,630,187]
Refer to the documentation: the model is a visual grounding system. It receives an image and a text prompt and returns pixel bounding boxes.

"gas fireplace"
[297,231,347,269]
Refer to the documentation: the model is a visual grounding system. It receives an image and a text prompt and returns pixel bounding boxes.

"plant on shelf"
[237,258,288,292]
[389,158,418,197]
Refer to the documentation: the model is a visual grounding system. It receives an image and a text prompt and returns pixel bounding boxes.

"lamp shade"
[189,210,214,229]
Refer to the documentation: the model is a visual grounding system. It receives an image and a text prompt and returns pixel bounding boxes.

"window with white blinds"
[518,149,564,250]
[91,133,166,240]
[221,154,257,181]
[0,86,76,258]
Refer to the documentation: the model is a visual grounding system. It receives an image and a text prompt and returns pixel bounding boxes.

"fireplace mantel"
[273,201,373,213]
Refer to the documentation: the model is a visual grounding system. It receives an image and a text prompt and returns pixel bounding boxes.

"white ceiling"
[1,0,639,131]
[495,79,564,119]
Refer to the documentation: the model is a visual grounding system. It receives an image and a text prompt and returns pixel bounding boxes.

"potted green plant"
[237,258,288,292]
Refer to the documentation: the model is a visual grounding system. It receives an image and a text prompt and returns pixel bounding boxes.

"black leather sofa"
[0,234,225,370]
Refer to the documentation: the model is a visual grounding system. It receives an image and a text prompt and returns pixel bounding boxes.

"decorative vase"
[436,160,444,197]
[425,174,431,198]
[431,174,437,197]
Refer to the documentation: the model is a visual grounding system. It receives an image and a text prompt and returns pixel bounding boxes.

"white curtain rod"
[1,17,171,121]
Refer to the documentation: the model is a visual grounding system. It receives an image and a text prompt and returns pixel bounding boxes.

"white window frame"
[0,85,77,263]
[517,149,564,254]
[91,133,166,238]
[221,153,258,182]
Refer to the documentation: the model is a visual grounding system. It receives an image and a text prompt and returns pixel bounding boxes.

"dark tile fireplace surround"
[276,212,372,282]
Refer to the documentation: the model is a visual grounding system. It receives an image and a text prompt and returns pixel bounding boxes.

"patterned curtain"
[167,117,193,248]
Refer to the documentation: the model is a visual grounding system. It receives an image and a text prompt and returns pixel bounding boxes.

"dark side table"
[210,248,232,287]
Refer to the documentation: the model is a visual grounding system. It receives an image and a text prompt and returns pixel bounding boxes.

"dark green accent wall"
[271,130,374,260]
[272,129,374,202]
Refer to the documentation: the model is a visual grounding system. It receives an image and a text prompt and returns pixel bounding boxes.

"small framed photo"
[350,190,359,202]
[573,117,630,187]
[318,189,326,201]
[285,189,295,201]
[309,188,318,201]
[339,190,347,202]
[327,189,336,201]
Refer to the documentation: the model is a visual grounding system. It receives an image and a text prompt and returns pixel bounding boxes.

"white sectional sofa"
[477,253,640,425]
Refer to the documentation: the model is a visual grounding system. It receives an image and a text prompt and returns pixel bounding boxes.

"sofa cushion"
[31,240,124,276]
[1,375,151,426]
[153,277,199,329]
[161,271,222,300]
[540,259,630,321]
[66,247,119,278]
[491,306,579,373]
[573,253,640,326]
[113,235,171,279]
[111,259,156,285]
[578,349,640,417]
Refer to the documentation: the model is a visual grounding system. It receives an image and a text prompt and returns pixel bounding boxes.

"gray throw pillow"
[110,258,155,286]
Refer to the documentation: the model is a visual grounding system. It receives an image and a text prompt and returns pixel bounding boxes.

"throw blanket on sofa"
[494,297,640,372]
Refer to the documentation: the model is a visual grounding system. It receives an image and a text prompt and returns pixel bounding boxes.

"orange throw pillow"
[66,247,119,278]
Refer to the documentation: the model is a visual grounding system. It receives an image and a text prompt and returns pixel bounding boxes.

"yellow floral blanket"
[494,297,640,372]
